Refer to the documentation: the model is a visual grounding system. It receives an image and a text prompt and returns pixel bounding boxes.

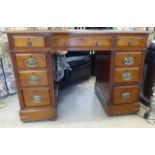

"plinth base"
[20,106,57,122]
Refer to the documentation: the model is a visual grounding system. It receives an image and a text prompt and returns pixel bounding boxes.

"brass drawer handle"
[128,40,135,46]
[124,56,135,65]
[32,95,44,103]
[121,92,131,99]
[25,56,39,68]
[26,38,32,47]
[64,41,69,46]
[28,74,41,85]
[122,72,132,81]
[96,40,102,46]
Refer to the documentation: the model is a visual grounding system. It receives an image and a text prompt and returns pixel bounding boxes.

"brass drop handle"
[124,56,135,65]
[25,56,39,68]
[26,38,32,47]
[28,73,41,85]
[122,72,132,81]
[96,40,102,46]
[128,40,135,46]
[121,92,131,99]
[32,95,44,103]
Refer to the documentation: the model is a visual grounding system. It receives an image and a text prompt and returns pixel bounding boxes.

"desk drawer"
[114,52,142,67]
[113,67,140,83]
[112,85,139,104]
[116,36,145,47]
[22,88,51,107]
[52,36,112,47]
[15,54,47,69]
[12,35,45,48]
[18,70,49,87]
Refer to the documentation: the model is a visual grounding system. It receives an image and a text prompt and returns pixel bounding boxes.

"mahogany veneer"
[22,88,51,107]
[15,53,47,69]
[6,30,148,122]
[114,52,142,67]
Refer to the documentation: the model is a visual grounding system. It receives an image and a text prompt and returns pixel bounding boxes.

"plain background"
[0,0,154,155]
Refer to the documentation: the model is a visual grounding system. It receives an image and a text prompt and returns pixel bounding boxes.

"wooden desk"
[6,30,148,122]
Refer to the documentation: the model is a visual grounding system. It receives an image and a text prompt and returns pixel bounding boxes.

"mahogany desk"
[6,30,148,122]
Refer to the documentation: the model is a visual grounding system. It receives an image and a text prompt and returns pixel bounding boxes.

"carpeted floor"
[0,77,154,128]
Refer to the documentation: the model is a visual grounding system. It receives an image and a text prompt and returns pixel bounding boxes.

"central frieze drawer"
[12,35,45,48]
[22,88,51,107]
[15,54,47,69]
[116,36,146,47]
[113,67,140,83]
[52,36,112,47]
[112,85,139,104]
[114,52,142,67]
[18,70,49,87]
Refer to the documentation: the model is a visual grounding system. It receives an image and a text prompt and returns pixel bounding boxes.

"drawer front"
[52,36,112,47]
[113,68,140,83]
[15,54,47,69]
[114,52,142,67]
[18,70,49,87]
[112,86,139,104]
[22,88,51,107]
[12,36,45,48]
[117,36,145,47]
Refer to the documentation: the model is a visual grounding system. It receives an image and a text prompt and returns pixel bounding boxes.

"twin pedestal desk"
[6,31,148,122]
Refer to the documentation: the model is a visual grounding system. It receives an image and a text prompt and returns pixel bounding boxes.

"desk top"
[4,30,149,35]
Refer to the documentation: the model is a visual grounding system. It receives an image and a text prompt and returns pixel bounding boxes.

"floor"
[0,77,154,128]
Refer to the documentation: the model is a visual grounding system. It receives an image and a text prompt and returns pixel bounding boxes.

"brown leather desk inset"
[6,30,148,122]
